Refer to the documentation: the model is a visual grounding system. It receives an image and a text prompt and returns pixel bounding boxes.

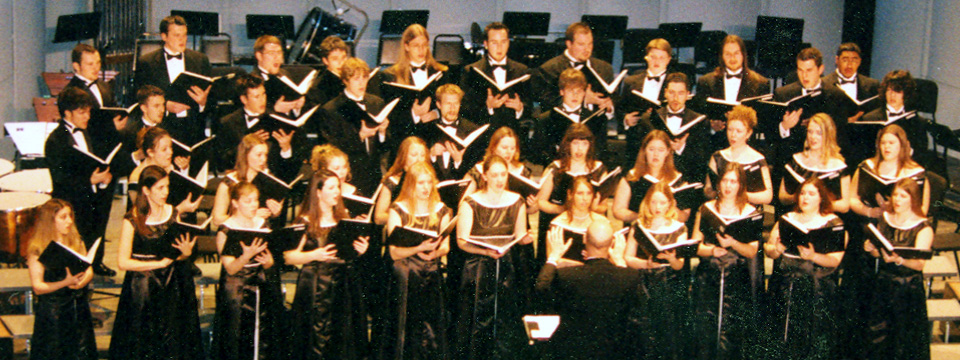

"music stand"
[379,10,429,35]
[246,14,296,40]
[171,10,220,36]
[755,16,804,77]
[581,15,628,40]
[53,12,101,43]
[503,12,550,37]
[658,22,702,49]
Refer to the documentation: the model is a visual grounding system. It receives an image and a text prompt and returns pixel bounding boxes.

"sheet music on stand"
[4,122,59,158]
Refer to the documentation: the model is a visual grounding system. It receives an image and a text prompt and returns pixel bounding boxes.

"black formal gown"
[212,224,286,360]
[538,161,606,267]
[630,220,689,360]
[31,251,97,360]
[864,214,931,360]
[291,221,368,360]
[389,202,451,359]
[108,210,203,360]
[693,203,761,360]
[766,214,844,360]
[623,172,697,213]
[456,193,525,360]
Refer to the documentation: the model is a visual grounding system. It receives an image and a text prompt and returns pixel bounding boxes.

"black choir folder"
[651,113,707,139]
[699,206,763,244]
[171,135,216,160]
[508,171,544,199]
[267,69,318,101]
[326,218,374,260]
[629,89,662,109]
[98,103,139,118]
[857,167,924,207]
[840,94,882,114]
[756,91,818,113]
[866,223,933,260]
[438,179,471,210]
[465,234,523,254]
[634,223,700,259]
[783,161,845,196]
[362,98,401,128]
[591,166,622,198]
[72,142,123,173]
[854,110,918,126]
[266,104,321,133]
[551,223,586,263]
[777,215,845,254]
[584,66,628,96]
[251,171,305,204]
[704,94,773,109]
[168,71,233,105]
[387,216,458,248]
[221,223,305,257]
[436,124,490,151]
[161,217,212,259]
[671,181,704,210]
[342,185,381,219]
[523,315,560,342]
[554,107,606,125]
[38,237,101,275]
[383,71,444,102]
[167,162,209,206]
[470,67,531,96]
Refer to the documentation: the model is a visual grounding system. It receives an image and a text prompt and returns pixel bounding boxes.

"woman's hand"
[176,194,203,214]
[310,244,338,262]
[255,249,275,269]
[656,249,678,262]
[61,268,85,289]
[266,199,284,217]
[711,245,729,258]
[717,233,736,248]
[173,234,197,258]
[353,236,370,256]
[241,237,268,260]
[797,243,816,261]
[256,208,272,219]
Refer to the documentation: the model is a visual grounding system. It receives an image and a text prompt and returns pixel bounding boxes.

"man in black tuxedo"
[823,43,881,121]
[635,73,710,182]
[618,38,673,135]
[426,84,483,181]
[320,58,391,197]
[66,44,127,158]
[134,15,211,141]
[536,220,638,360]
[252,35,309,118]
[305,36,351,112]
[693,35,771,153]
[534,23,615,113]
[460,22,530,138]
[532,69,612,165]
[216,74,301,181]
[769,47,850,183]
[45,88,116,276]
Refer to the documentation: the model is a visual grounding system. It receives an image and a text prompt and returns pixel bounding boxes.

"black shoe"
[93,263,116,277]
[190,262,203,277]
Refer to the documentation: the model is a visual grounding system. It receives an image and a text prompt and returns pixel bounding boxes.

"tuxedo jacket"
[822,72,880,104]
[378,66,452,149]
[693,68,771,153]
[535,259,640,360]
[769,82,851,171]
[532,106,609,166]
[634,107,710,182]
[134,48,212,106]
[305,68,345,114]
[428,117,483,181]
[215,109,305,180]
[534,56,614,108]
[460,57,531,125]
[616,71,670,133]
[321,93,389,196]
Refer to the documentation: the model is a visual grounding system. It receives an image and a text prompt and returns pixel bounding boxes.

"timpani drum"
[0,169,53,194]
[0,192,51,261]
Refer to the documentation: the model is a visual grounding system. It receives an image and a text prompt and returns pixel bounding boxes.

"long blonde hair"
[234,134,269,182]
[310,144,352,183]
[386,24,448,85]
[625,130,678,182]
[870,124,919,175]
[27,199,84,257]
[394,161,442,226]
[638,182,679,228]
[804,113,844,164]
[385,136,427,179]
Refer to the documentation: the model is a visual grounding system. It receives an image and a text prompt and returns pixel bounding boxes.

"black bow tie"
[667,111,684,118]
[411,64,427,73]
[725,72,742,80]
[244,113,262,123]
[491,64,506,71]
[888,110,905,117]
[84,80,96,89]
[441,120,458,129]
[838,77,856,85]
[71,127,86,134]
[647,74,663,82]
[571,61,586,68]
[165,52,183,61]
[564,108,581,116]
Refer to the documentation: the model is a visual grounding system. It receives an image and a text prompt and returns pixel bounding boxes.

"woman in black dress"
[537,124,608,267]
[704,105,772,206]
[613,130,691,224]
[25,199,96,360]
[863,178,932,360]
[764,178,846,359]
[375,137,429,224]
[284,170,370,360]
[108,165,201,360]
[456,155,531,359]
[211,134,286,227]
[690,163,761,359]
[385,161,453,359]
[624,181,689,360]
[212,182,285,360]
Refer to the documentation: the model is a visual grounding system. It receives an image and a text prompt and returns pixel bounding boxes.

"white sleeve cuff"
[779,122,790,138]
[280,148,292,159]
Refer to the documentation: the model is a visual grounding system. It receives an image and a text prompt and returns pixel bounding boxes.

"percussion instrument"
[0,192,51,261]
[0,169,53,194]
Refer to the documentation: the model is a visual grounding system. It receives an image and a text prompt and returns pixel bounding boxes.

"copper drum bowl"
[0,192,51,262]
